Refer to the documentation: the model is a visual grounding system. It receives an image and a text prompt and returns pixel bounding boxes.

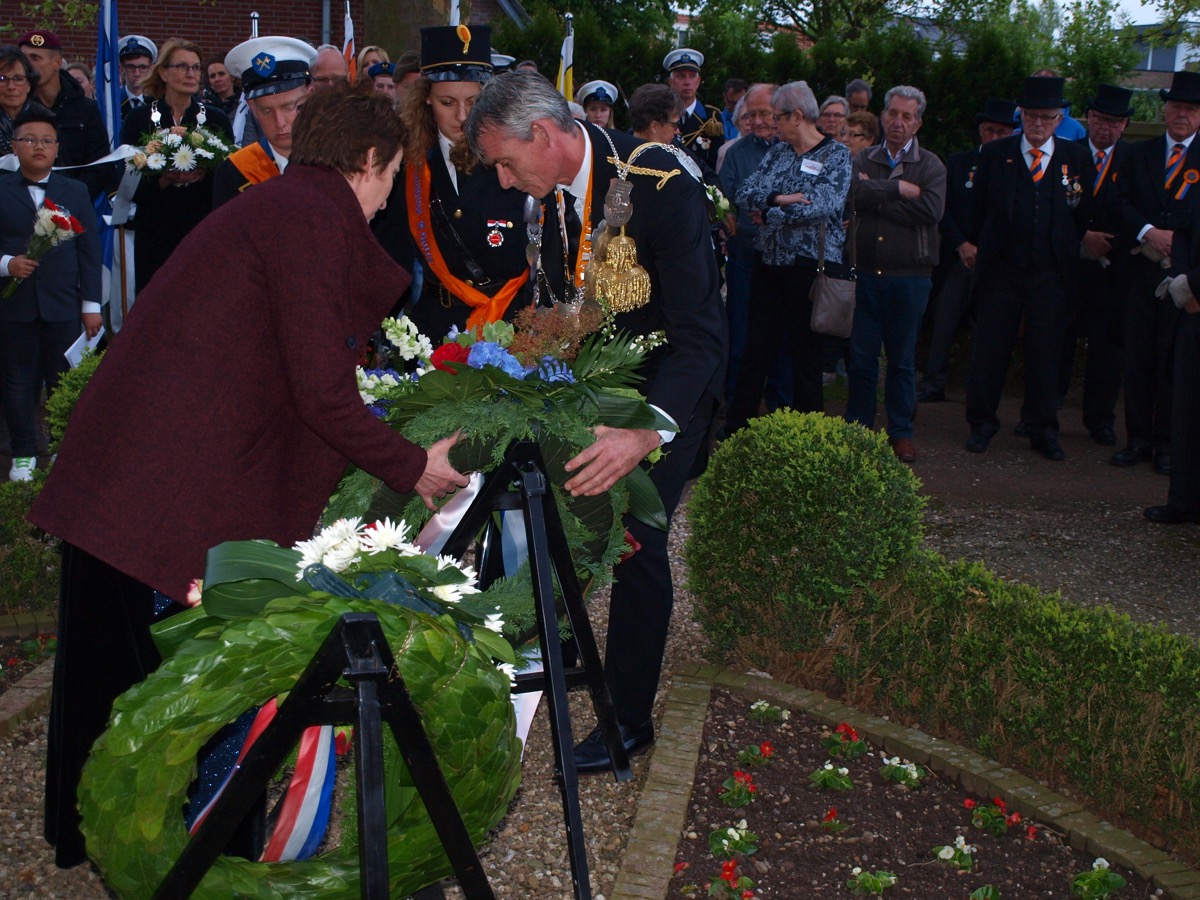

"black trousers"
[1169,310,1200,512]
[920,260,974,394]
[1123,262,1184,448]
[603,394,717,726]
[45,544,161,868]
[725,260,823,432]
[966,267,1068,443]
[1068,260,1128,435]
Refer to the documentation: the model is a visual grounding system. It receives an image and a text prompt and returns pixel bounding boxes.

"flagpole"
[250,11,259,38]
[556,13,574,102]
[343,2,356,82]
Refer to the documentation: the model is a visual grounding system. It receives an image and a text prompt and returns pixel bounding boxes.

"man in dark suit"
[0,107,101,483]
[918,98,1016,402]
[965,76,1091,460]
[466,71,726,773]
[1111,70,1200,475]
[665,48,724,171]
[1061,84,1135,446]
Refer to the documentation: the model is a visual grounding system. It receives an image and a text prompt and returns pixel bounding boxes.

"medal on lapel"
[965,166,975,189]
[1061,164,1069,187]
[486,219,512,248]
[1176,169,1199,200]
[1065,167,1083,208]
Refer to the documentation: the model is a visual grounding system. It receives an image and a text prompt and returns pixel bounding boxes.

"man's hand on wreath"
[563,425,660,497]
[415,431,470,511]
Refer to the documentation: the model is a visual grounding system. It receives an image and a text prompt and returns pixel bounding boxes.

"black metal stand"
[153,613,494,900]
[439,440,632,900]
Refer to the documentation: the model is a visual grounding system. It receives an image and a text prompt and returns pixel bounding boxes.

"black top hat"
[975,98,1018,126]
[1160,70,1200,104]
[420,25,493,83]
[1018,76,1066,110]
[1088,83,1134,118]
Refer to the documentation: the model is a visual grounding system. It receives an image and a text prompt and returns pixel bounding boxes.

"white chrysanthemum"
[194,147,214,159]
[937,846,954,860]
[171,147,197,172]
[322,540,360,573]
[146,152,166,170]
[483,612,504,634]
[324,517,363,543]
[358,517,412,554]
[163,132,182,147]
[294,532,339,578]
[496,662,517,687]
[431,583,465,605]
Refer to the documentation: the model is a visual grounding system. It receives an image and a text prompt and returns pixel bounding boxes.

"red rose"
[431,341,470,372]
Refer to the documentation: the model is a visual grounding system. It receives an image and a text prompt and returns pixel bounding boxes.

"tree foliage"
[0,0,98,35]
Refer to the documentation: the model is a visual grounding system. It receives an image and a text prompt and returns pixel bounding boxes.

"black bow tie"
[21,176,48,188]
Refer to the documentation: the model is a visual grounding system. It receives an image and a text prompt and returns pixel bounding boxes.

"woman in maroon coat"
[30,86,466,868]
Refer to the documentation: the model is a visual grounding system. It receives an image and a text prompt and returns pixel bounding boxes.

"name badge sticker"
[801,158,824,176]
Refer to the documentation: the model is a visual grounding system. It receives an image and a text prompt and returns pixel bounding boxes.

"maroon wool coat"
[30,165,422,601]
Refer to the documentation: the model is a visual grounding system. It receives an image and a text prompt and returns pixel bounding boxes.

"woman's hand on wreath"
[416,431,470,510]
[563,426,660,497]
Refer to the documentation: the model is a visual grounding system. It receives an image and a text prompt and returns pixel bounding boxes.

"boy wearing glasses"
[0,107,102,482]
[118,34,158,112]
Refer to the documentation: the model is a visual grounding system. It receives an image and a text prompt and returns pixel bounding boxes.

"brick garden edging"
[0,658,54,739]
[612,663,1200,900]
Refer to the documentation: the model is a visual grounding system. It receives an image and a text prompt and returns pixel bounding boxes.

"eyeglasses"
[15,137,58,148]
[122,63,151,73]
[1022,112,1062,124]
[747,110,773,121]
[164,63,203,74]
[848,131,868,140]
[312,75,347,86]
[772,111,793,122]
[821,111,846,119]
[0,74,30,85]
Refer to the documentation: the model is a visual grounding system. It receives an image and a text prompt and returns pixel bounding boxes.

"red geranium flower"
[823,807,837,822]
[1006,811,1022,825]
[674,861,689,873]
[742,891,755,900]
[430,342,470,372]
[760,740,774,758]
[1025,825,1039,841]
[993,797,1007,810]
[963,798,976,810]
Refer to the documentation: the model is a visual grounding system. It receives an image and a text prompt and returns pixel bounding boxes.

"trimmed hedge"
[686,411,925,661]
[686,410,1200,854]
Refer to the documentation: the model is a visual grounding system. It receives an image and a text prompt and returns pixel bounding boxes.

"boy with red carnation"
[0,105,101,481]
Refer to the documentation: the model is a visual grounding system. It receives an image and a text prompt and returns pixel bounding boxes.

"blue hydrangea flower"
[468,342,530,379]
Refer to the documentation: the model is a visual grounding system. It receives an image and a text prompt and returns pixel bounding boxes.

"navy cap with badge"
[118,35,158,63]
[225,36,318,100]
[663,48,704,73]
[367,61,396,79]
[577,80,618,107]
[421,25,493,83]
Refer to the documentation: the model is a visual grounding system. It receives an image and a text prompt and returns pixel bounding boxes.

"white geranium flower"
[483,612,504,634]
[938,845,954,860]
[838,767,849,776]
[851,867,862,876]
[781,709,791,720]
[146,152,166,170]
[737,819,748,829]
[824,762,834,770]
[1093,858,1109,870]
[172,147,197,172]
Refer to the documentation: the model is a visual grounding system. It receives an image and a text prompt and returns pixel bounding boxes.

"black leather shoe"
[1155,450,1172,476]
[1111,443,1153,467]
[1012,421,1029,438]
[573,721,654,775]
[1033,438,1066,461]
[1089,426,1118,446]
[964,432,991,454]
[917,388,945,403]
[1144,504,1200,524]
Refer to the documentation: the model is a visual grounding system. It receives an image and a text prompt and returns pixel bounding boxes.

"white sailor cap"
[118,35,158,63]
[491,52,516,71]
[226,36,318,100]
[577,80,618,106]
[663,48,704,73]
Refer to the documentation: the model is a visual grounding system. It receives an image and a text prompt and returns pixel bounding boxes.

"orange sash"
[227,142,280,188]
[406,159,528,331]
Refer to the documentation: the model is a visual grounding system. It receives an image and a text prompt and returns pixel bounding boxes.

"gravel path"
[1,390,1195,897]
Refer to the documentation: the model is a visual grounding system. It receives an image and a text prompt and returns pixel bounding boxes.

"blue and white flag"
[96,0,122,149]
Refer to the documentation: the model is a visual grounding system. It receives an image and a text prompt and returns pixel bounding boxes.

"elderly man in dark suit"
[964,76,1091,460]
[1061,84,1136,446]
[918,98,1016,403]
[1112,70,1200,475]
[0,107,102,483]
[466,71,726,773]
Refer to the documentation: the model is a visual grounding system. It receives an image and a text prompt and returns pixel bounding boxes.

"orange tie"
[1029,147,1045,183]
[1166,142,1186,189]
[1095,150,1105,172]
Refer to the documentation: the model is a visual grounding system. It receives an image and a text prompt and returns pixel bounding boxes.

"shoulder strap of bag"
[814,141,856,275]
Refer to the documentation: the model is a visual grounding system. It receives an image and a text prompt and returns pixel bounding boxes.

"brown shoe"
[891,438,916,463]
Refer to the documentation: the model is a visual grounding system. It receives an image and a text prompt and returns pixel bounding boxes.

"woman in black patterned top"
[726,80,851,429]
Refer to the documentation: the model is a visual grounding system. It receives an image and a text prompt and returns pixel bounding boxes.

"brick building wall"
[5,1,507,69]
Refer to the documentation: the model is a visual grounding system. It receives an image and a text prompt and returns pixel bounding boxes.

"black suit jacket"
[1114,134,1200,277]
[971,134,1091,278]
[1076,136,1132,268]
[544,123,726,426]
[939,147,980,260]
[0,171,101,323]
